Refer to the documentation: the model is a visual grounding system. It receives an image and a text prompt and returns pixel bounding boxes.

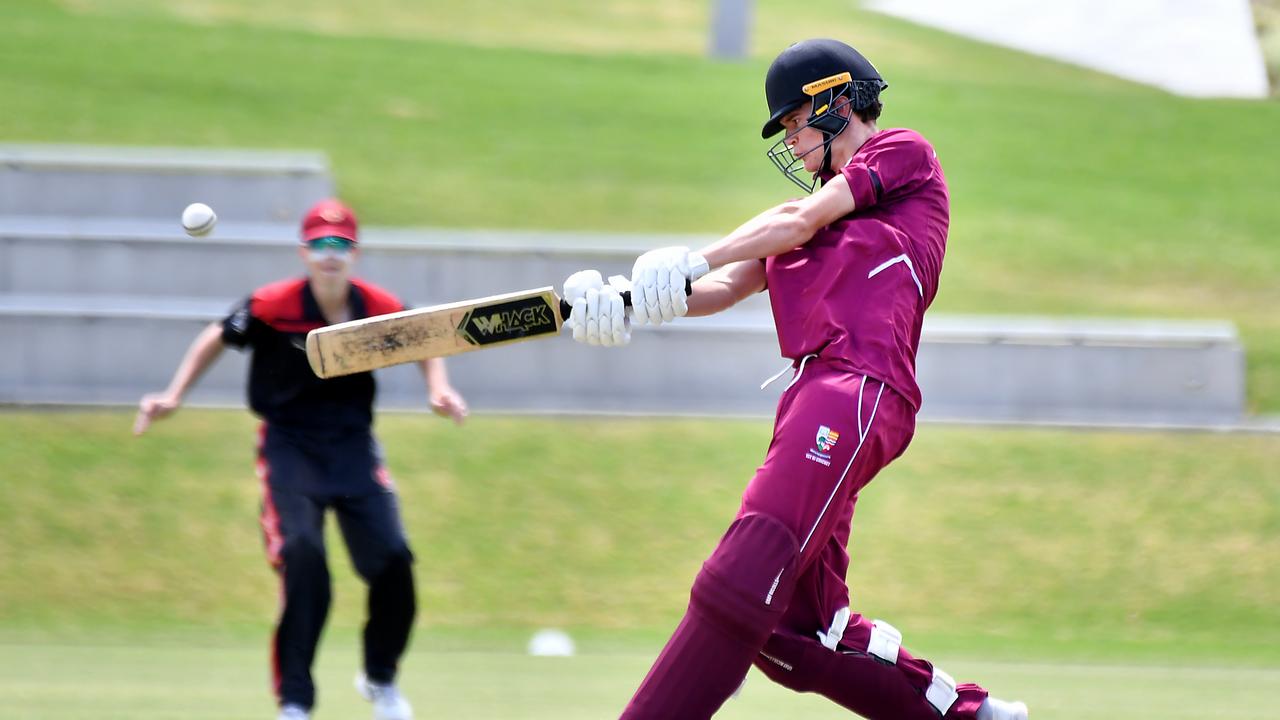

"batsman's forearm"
[164,323,225,398]
[699,203,812,268]
[685,279,739,317]
[685,261,766,317]
[422,357,450,391]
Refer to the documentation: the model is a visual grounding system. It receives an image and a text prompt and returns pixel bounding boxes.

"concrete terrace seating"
[0,144,1248,426]
[917,316,1244,426]
[0,216,724,302]
[0,144,333,222]
[1,223,1247,426]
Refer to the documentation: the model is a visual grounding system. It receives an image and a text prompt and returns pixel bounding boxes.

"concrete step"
[0,144,333,222]
[0,217,758,311]
[0,293,782,414]
[2,294,1246,426]
[918,315,1245,425]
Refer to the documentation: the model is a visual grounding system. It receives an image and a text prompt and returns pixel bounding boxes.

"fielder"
[563,39,1029,720]
[135,199,467,720]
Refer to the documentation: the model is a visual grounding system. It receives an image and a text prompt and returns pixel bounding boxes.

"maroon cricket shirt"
[764,128,949,411]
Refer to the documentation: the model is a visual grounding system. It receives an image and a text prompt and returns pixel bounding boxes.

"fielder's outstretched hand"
[562,269,630,347]
[430,385,469,425]
[133,392,181,436]
[630,246,709,326]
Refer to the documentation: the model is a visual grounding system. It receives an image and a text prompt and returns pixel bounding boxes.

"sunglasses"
[306,236,356,251]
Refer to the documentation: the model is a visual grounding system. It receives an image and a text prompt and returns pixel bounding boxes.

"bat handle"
[558,279,693,321]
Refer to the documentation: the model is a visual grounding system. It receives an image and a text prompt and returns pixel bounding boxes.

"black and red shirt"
[222,277,404,431]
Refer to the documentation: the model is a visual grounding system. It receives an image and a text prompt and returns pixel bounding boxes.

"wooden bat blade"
[306,286,566,378]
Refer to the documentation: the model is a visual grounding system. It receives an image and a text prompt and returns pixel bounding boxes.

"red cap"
[301,199,358,243]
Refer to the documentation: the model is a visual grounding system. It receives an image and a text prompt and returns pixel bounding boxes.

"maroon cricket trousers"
[621,359,989,719]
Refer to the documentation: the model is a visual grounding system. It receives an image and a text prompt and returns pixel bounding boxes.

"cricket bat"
[304,281,688,379]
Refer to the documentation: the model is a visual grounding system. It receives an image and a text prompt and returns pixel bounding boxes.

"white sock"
[977,696,1028,720]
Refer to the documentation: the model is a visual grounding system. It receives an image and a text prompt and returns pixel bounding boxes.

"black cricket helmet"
[762,38,887,192]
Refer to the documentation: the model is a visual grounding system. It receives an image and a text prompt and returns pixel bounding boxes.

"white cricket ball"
[527,628,575,657]
[181,202,217,237]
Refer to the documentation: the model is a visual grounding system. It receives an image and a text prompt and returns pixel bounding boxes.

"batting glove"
[563,269,630,347]
[629,246,710,326]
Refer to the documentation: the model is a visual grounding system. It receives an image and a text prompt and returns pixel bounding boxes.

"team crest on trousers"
[817,425,840,452]
[806,425,840,467]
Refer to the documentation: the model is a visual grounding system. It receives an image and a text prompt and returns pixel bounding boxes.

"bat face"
[306,286,566,378]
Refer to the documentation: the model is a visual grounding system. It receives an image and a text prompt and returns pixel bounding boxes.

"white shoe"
[277,704,310,720]
[355,672,413,720]
[978,696,1029,720]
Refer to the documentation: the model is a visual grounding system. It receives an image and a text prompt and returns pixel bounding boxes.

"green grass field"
[2,3,1279,715]
[3,635,1279,719]
[2,1,1279,410]
[3,410,1278,657]
[0,409,1277,717]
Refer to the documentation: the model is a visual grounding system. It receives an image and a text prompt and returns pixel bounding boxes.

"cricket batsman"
[134,199,467,720]
[562,39,1029,719]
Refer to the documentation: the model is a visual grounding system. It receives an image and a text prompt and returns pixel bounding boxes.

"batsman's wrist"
[686,251,710,280]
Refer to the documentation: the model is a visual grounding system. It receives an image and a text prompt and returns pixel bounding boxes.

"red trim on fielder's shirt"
[249,277,403,332]
[250,278,306,323]
[351,278,405,316]
[249,278,327,333]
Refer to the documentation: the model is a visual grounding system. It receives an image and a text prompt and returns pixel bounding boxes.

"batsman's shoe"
[355,672,413,720]
[276,704,310,720]
[978,697,1029,720]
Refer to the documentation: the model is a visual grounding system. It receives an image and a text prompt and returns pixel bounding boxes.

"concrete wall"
[0,145,333,222]
[0,145,1248,426]
[1,300,1245,425]
[0,225,1246,426]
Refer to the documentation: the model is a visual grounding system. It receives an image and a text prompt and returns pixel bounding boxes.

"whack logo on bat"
[457,295,559,346]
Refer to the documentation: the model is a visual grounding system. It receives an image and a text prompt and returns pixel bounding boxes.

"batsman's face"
[300,237,357,280]
[780,102,829,173]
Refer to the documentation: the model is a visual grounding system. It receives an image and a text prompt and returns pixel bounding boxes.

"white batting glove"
[562,269,630,347]
[630,246,710,326]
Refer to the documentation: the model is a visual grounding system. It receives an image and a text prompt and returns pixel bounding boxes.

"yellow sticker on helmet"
[803,72,853,96]
[815,104,829,115]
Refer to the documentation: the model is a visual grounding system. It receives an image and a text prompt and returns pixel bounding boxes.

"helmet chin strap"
[809,89,852,182]
[812,120,846,184]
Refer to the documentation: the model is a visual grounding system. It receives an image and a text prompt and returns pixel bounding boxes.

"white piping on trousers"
[761,352,819,607]
[759,353,819,390]
[856,375,865,441]
[799,376,884,554]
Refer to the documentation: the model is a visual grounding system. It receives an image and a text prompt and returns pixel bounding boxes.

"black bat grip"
[558,279,693,321]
